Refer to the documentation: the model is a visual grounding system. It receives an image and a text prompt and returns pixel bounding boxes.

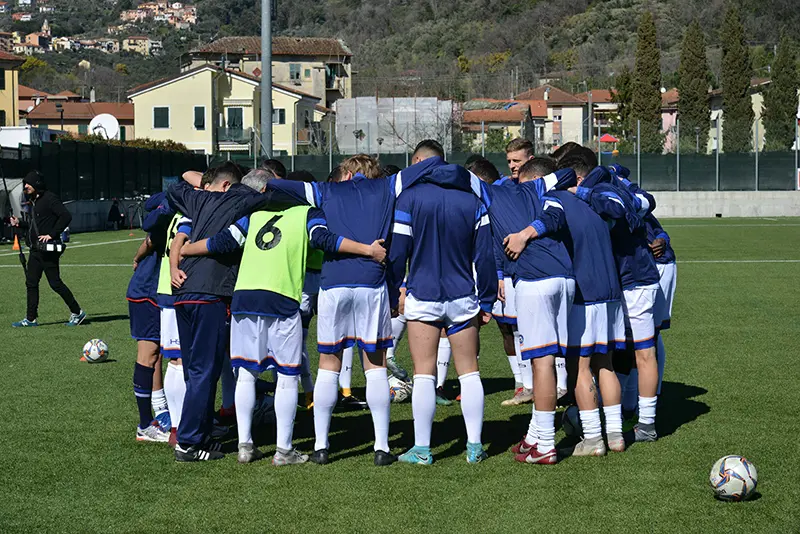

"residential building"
[26,101,135,139]
[0,32,13,53]
[122,36,160,56]
[12,13,32,22]
[51,36,72,52]
[0,2,8,14]
[183,36,353,108]
[576,89,617,131]
[25,32,51,50]
[460,99,548,151]
[13,43,44,56]
[0,51,24,127]
[514,84,586,149]
[128,64,323,155]
[17,0,32,7]
[18,83,51,115]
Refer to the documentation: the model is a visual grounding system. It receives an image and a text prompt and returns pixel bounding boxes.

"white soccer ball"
[388,375,411,403]
[82,339,109,363]
[709,455,758,501]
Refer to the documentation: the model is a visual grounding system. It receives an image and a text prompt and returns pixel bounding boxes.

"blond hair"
[339,154,382,179]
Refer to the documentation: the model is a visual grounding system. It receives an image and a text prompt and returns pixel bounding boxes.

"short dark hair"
[382,164,402,178]
[286,170,316,183]
[327,166,345,183]
[519,157,557,181]
[413,139,444,160]
[551,141,582,163]
[467,158,501,184]
[201,161,244,188]
[505,138,534,157]
[557,147,597,177]
[260,158,287,179]
[464,153,484,166]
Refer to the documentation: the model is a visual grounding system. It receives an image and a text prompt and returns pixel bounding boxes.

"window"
[289,63,301,81]
[119,126,126,141]
[552,107,562,122]
[153,107,169,129]
[194,106,205,130]
[0,69,5,90]
[272,108,285,125]
[227,107,243,130]
[78,124,88,135]
[304,68,311,79]
[0,110,5,126]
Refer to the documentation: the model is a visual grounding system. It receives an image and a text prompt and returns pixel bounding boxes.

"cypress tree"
[677,21,710,153]
[720,6,754,152]
[632,12,664,153]
[763,36,799,151]
[612,66,632,134]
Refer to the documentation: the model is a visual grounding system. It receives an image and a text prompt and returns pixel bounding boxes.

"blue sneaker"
[66,310,86,326]
[398,445,433,465]
[12,318,38,327]
[155,411,172,432]
[466,442,488,464]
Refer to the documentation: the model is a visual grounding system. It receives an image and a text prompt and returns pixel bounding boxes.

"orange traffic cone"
[12,234,20,251]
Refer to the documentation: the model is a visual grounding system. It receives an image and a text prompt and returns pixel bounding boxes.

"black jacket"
[23,191,72,245]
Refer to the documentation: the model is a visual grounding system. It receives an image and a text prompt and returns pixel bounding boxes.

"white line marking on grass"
[668,223,800,228]
[0,237,141,257]
[761,217,778,221]
[679,259,800,264]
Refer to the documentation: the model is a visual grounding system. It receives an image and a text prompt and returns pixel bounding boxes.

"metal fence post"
[754,120,759,192]
[405,124,409,167]
[795,119,799,191]
[328,120,333,173]
[676,119,680,192]
[715,119,720,191]
[636,119,641,186]
[481,120,485,157]
[597,122,601,166]
[291,121,296,172]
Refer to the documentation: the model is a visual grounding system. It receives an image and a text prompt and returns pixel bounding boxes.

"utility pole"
[260,0,273,158]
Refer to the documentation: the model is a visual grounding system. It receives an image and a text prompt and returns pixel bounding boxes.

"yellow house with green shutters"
[128,65,324,156]
[0,50,24,127]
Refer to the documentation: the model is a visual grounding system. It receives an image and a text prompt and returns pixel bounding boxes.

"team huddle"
[125,137,676,465]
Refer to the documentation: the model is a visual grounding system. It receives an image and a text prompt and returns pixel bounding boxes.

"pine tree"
[631,12,663,153]
[677,21,710,153]
[720,6,754,153]
[763,36,799,151]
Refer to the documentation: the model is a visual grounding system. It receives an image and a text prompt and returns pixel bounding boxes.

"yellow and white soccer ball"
[709,455,758,501]
[82,339,109,363]
[388,375,412,403]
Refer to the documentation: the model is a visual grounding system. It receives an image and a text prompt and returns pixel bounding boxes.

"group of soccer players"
[125,136,676,465]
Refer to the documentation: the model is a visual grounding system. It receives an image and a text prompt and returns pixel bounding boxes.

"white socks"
[340,346,362,392]
[638,396,657,425]
[313,369,339,451]
[365,368,391,452]
[535,410,556,453]
[525,405,539,444]
[436,338,451,388]
[507,355,522,386]
[556,357,567,392]
[657,333,666,395]
[412,374,436,448]
[234,367,258,445]
[275,374,299,451]
[579,408,602,440]
[151,388,168,416]
[221,353,235,410]
[458,372,484,444]
[603,404,623,434]
[163,362,186,429]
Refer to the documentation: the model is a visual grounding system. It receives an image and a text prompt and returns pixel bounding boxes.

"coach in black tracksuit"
[11,171,84,327]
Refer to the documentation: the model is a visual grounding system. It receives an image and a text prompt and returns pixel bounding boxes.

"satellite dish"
[89,113,120,140]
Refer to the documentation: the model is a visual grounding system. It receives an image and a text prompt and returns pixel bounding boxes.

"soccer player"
[127,194,172,443]
[559,150,661,443]
[466,157,533,406]
[252,153,433,465]
[180,168,387,464]
[389,142,497,465]
[506,158,626,455]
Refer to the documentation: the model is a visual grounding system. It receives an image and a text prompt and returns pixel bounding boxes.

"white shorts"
[404,293,480,335]
[159,306,181,359]
[317,284,393,353]
[566,301,623,357]
[491,276,517,326]
[230,313,303,375]
[300,271,321,321]
[515,277,575,359]
[622,284,658,350]
[608,301,626,351]
[655,262,677,329]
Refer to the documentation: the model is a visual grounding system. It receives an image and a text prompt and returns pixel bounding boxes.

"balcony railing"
[217,127,252,144]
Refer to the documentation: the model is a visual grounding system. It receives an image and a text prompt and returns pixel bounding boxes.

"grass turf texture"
[0,220,798,533]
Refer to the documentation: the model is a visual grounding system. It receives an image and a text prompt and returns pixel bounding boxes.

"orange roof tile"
[514,84,583,105]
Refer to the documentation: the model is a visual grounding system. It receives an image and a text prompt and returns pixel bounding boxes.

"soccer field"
[0,219,798,533]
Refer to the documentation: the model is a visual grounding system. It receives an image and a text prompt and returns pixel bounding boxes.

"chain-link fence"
[0,141,209,201]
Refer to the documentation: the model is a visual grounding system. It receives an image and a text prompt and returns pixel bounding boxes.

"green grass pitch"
[0,219,798,533]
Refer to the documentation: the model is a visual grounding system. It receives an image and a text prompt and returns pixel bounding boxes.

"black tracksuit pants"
[26,250,81,321]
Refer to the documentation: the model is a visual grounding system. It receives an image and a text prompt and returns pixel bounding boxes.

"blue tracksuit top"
[388,181,497,312]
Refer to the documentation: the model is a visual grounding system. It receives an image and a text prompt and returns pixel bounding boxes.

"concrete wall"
[654,191,800,218]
